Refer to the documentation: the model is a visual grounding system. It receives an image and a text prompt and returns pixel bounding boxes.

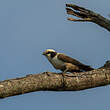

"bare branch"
[0,61,110,98]
[66,4,110,31]
[67,17,91,22]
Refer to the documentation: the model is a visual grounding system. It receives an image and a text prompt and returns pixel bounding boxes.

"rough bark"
[0,61,110,98]
[66,4,110,31]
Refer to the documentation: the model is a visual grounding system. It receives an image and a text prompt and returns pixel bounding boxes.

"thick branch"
[0,61,110,98]
[66,4,110,31]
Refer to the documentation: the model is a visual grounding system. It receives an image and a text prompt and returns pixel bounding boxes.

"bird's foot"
[62,72,65,77]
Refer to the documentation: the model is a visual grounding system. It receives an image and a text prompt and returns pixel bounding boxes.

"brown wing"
[57,53,93,71]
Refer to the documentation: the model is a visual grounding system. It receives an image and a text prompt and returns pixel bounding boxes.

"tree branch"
[0,61,110,98]
[66,4,110,31]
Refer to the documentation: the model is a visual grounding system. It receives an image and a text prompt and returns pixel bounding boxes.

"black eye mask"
[50,52,57,58]
[46,52,51,54]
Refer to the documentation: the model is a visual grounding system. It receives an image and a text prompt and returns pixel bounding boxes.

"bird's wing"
[57,53,94,71]
[57,53,86,67]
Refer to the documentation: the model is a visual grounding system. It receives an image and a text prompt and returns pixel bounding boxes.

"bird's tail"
[81,65,94,71]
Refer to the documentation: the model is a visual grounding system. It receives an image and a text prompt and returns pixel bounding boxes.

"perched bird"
[42,49,93,73]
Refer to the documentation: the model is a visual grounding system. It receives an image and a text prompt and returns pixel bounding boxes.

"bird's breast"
[49,56,64,69]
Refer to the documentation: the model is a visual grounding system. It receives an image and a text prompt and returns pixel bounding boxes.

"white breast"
[48,54,64,69]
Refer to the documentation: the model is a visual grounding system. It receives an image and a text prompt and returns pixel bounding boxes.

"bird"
[42,49,94,73]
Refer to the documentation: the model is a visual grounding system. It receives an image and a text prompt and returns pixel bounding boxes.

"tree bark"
[0,61,110,98]
[66,4,110,31]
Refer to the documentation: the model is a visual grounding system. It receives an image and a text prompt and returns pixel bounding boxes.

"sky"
[0,0,110,110]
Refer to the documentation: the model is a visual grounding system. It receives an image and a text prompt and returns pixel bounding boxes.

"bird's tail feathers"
[81,65,94,71]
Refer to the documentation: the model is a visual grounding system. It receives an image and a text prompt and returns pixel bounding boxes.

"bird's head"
[42,49,57,58]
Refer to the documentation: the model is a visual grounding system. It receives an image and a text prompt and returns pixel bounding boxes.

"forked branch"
[66,4,110,31]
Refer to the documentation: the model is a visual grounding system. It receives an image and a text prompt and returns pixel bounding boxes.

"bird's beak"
[42,52,46,55]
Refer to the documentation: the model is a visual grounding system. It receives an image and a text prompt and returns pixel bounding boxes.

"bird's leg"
[63,69,68,73]
[63,63,69,73]
[61,68,69,78]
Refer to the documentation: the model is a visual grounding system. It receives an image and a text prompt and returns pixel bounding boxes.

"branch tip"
[67,17,91,22]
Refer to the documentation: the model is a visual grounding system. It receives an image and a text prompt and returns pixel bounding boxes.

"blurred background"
[0,0,110,110]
